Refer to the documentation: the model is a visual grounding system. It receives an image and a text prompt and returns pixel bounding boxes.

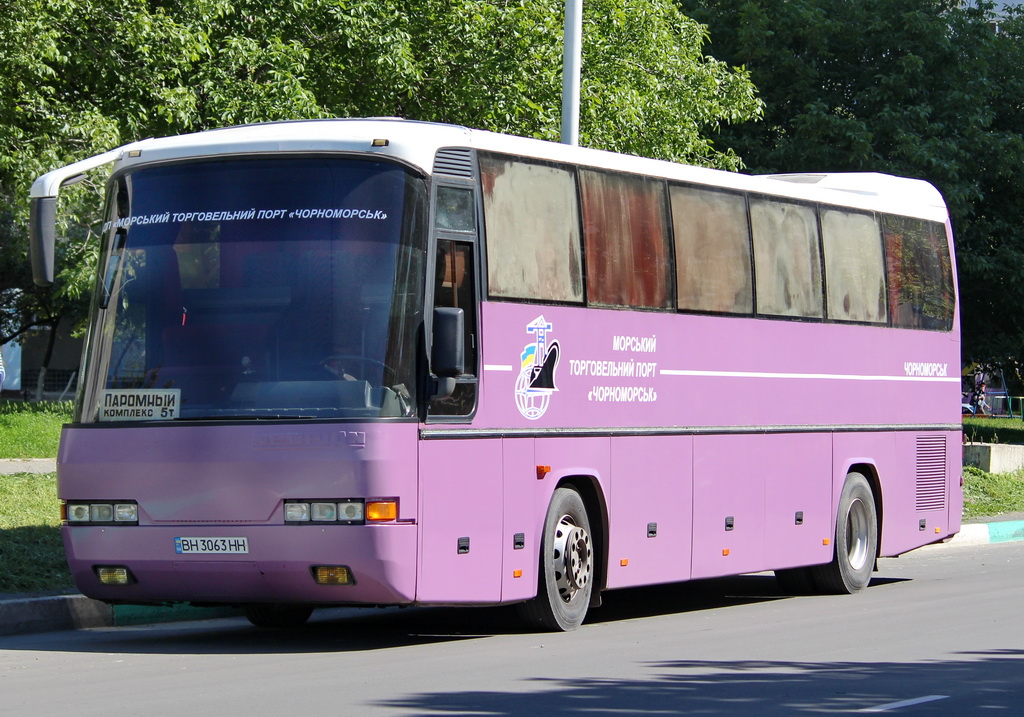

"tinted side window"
[480,155,583,303]
[579,170,672,309]
[670,185,753,314]
[821,208,887,324]
[750,198,823,318]
[883,216,954,330]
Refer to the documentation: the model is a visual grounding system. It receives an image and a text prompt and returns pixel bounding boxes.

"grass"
[0,472,73,593]
[962,416,1024,445]
[962,465,1024,519]
[0,400,73,459]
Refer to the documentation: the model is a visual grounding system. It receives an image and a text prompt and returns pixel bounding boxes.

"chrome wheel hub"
[552,514,592,603]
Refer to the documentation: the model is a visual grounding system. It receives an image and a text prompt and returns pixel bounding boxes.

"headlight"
[285,502,310,522]
[64,501,138,525]
[286,499,368,524]
[311,502,338,522]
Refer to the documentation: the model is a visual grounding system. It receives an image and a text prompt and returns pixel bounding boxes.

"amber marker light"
[513,570,523,578]
[371,138,390,147]
[366,500,398,522]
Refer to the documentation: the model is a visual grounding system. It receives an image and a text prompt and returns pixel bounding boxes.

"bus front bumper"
[62,523,418,606]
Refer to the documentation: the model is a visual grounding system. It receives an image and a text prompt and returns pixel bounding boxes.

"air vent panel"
[433,148,474,179]
[915,435,947,511]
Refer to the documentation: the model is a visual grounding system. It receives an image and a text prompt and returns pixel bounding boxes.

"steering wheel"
[319,355,394,383]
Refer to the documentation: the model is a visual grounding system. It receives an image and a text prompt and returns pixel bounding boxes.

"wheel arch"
[555,474,609,606]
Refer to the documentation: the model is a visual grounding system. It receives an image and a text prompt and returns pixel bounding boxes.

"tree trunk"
[34,315,61,401]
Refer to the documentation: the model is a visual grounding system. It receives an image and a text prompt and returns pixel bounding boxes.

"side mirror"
[431,306,465,378]
[30,197,56,287]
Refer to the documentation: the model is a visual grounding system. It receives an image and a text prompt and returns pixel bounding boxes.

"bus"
[29,119,961,630]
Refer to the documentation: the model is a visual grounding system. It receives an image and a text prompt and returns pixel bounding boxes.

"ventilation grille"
[915,435,947,511]
[433,148,474,179]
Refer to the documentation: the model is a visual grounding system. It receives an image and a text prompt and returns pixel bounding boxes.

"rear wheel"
[244,604,314,628]
[811,472,878,593]
[518,487,594,631]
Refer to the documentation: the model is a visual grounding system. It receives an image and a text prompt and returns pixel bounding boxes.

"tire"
[811,472,878,594]
[244,604,314,628]
[518,487,595,631]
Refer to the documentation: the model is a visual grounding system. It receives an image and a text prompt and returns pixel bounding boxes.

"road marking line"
[859,695,949,712]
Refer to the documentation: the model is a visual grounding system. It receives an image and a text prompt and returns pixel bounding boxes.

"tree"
[677,0,1024,365]
[0,0,762,356]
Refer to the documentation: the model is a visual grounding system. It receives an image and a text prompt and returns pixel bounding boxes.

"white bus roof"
[31,118,948,222]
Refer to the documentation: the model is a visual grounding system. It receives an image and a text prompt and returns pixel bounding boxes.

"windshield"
[77,156,426,421]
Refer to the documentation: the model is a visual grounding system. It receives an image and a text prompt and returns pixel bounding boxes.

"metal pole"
[561,0,582,146]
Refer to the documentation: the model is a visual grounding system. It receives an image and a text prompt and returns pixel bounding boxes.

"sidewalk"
[0,458,57,475]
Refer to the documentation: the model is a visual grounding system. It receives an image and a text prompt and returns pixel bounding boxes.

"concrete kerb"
[0,596,243,637]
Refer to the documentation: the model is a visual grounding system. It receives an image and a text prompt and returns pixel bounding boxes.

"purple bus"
[30,119,961,630]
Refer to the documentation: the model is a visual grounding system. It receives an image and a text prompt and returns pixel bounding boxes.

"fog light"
[95,566,132,585]
[313,566,353,585]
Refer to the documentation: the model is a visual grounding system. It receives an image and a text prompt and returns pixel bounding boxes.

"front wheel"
[811,472,878,593]
[518,487,594,631]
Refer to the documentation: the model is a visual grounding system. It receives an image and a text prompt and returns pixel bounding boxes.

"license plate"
[174,537,249,554]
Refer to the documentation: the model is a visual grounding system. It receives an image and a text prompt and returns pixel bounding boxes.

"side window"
[480,155,583,303]
[821,209,887,324]
[435,186,476,233]
[883,215,954,330]
[580,170,672,309]
[750,198,823,318]
[428,239,478,417]
[670,185,753,314]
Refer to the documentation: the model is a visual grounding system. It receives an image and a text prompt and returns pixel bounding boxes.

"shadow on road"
[0,572,905,657]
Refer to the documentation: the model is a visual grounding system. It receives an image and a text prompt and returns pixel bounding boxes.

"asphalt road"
[1,540,1021,716]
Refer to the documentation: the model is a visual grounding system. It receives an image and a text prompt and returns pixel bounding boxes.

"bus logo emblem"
[515,316,560,420]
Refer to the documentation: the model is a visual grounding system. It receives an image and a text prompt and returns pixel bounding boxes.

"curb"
[0,596,242,637]
[945,520,1024,547]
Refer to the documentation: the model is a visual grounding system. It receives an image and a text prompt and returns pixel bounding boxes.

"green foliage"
[678,0,1024,364]
[0,401,73,459]
[962,464,1024,519]
[0,472,71,593]
[962,416,1024,446]
[0,0,763,347]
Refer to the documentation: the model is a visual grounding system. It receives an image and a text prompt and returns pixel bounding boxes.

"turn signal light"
[366,501,397,522]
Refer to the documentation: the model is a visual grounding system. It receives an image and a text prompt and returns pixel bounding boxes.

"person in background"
[973,381,990,415]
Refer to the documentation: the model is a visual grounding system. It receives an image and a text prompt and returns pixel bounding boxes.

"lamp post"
[561,0,582,146]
